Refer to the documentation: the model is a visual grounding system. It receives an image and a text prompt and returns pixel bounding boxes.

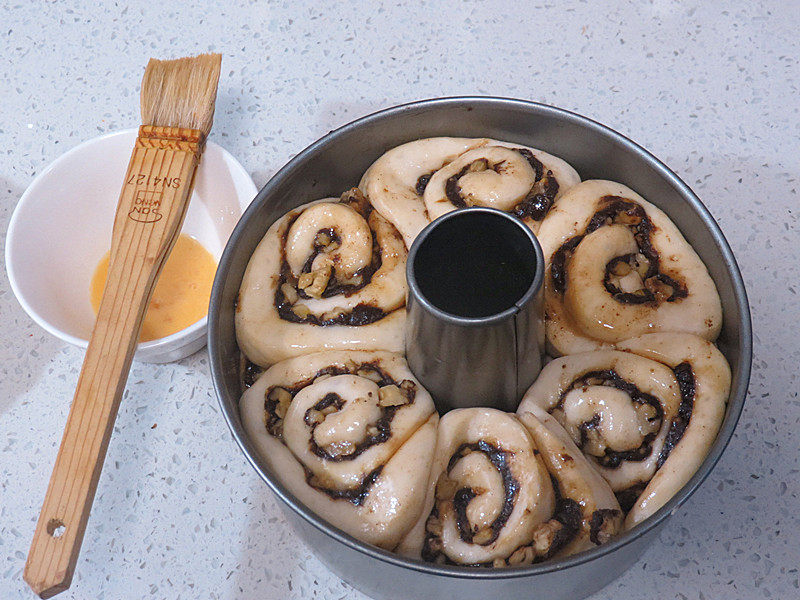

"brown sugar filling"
[550,196,688,305]
[274,188,388,327]
[417,148,560,222]
[554,369,664,469]
[263,361,418,505]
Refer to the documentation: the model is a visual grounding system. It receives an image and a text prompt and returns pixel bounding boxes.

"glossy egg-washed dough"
[240,351,438,549]
[518,333,729,530]
[536,179,722,356]
[237,189,406,367]
[236,136,731,567]
[398,407,622,566]
[359,137,580,247]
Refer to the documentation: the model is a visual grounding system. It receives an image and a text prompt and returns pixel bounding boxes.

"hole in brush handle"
[46,518,66,539]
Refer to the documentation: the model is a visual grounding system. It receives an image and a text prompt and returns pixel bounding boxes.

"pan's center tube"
[411,211,538,317]
[406,208,545,413]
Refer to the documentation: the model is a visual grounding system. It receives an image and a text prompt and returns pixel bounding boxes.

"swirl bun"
[422,142,580,232]
[517,405,623,556]
[236,189,407,366]
[518,350,682,495]
[537,180,722,356]
[616,333,730,527]
[401,408,620,567]
[240,350,438,549]
[360,137,580,246]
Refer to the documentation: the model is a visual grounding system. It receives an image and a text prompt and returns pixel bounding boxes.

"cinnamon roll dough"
[518,350,682,494]
[616,333,730,527]
[359,137,580,246]
[537,180,723,356]
[422,141,580,232]
[401,407,620,566]
[517,405,623,556]
[239,350,438,549]
[236,189,407,367]
[359,137,482,247]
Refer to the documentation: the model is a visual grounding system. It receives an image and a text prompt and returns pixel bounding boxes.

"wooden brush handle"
[24,126,205,598]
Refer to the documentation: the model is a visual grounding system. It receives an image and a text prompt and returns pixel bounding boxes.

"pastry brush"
[24,52,222,598]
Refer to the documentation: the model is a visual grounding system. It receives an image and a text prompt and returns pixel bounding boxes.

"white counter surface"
[1,1,798,598]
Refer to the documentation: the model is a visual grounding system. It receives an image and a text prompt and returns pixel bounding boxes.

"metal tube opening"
[410,209,539,319]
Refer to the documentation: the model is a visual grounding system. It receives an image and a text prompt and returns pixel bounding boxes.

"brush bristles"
[140,53,222,137]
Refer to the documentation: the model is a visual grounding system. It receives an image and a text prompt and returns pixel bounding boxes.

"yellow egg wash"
[90,234,217,342]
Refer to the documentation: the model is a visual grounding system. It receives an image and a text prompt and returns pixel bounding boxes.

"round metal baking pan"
[208,97,751,600]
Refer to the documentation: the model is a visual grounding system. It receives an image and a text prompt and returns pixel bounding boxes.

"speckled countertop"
[1,1,798,599]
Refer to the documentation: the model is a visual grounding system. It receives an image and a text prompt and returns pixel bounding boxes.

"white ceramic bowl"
[5,129,257,362]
